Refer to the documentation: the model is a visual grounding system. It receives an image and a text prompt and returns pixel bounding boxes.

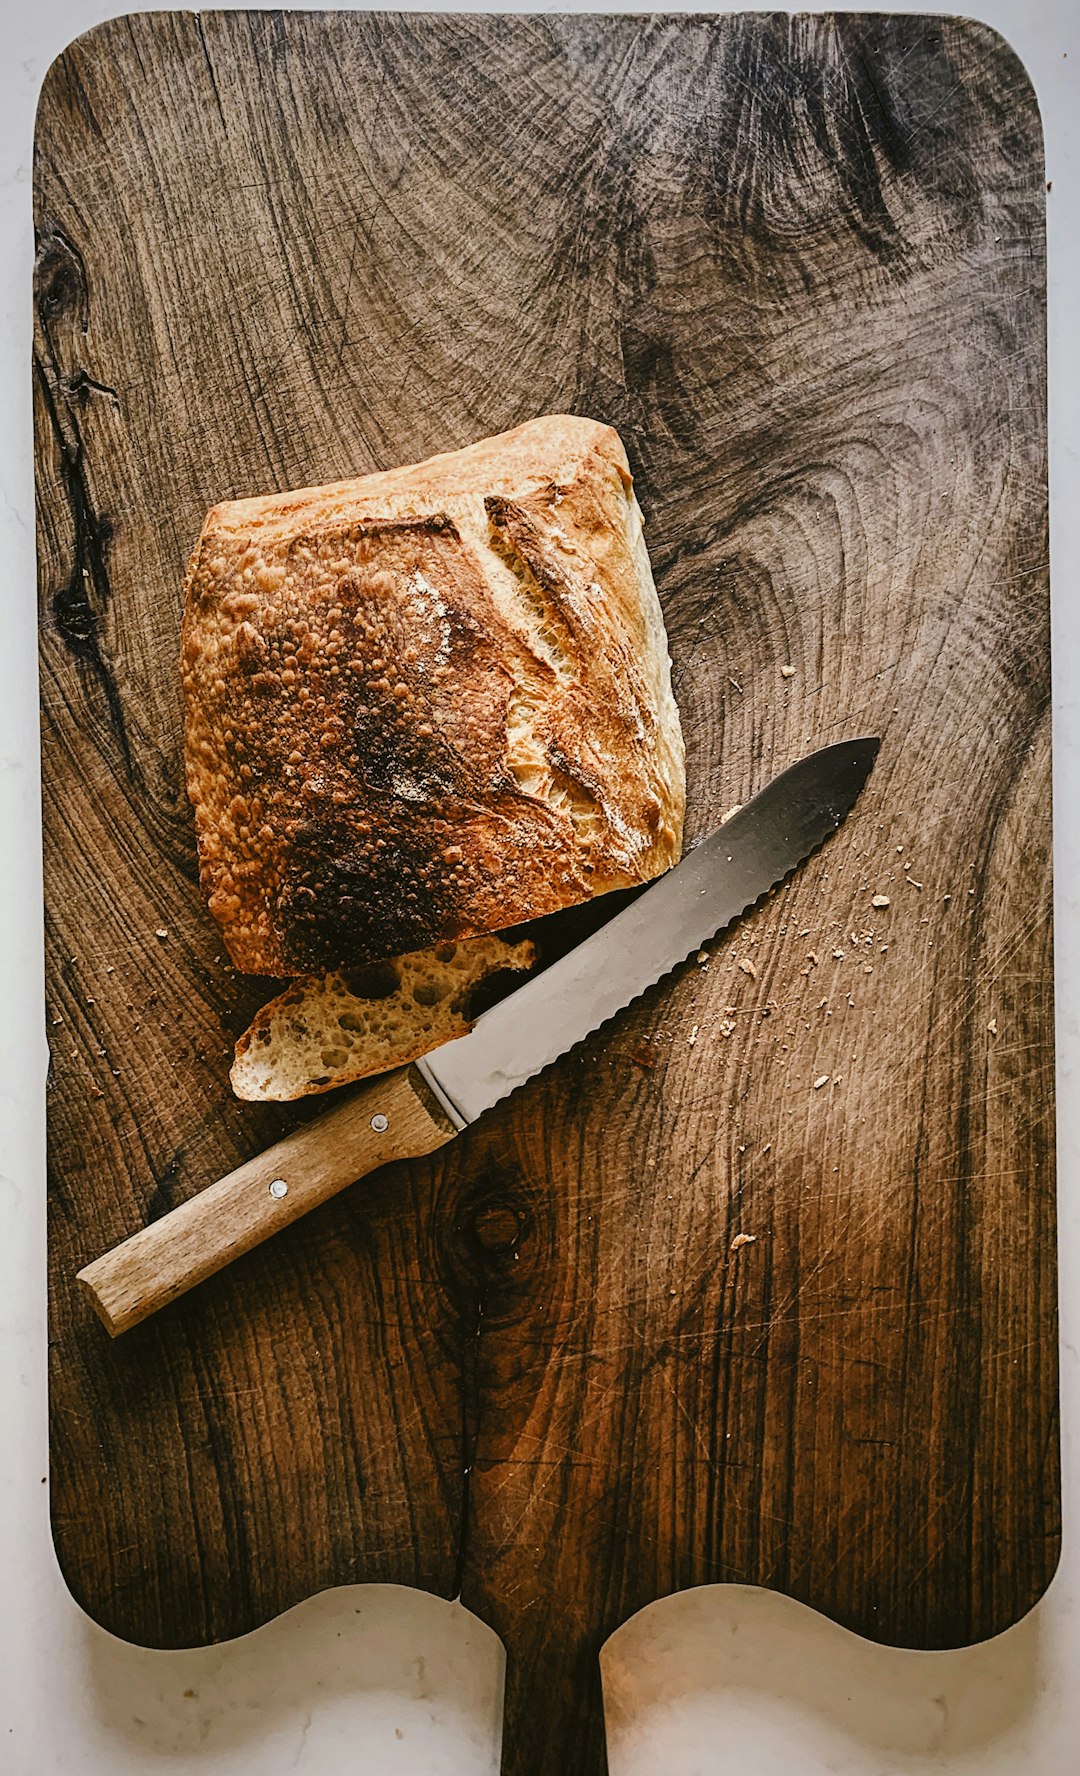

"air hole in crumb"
[343,960,401,1000]
[413,981,448,1007]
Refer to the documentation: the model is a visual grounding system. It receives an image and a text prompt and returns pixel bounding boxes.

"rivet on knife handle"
[75,1065,457,1336]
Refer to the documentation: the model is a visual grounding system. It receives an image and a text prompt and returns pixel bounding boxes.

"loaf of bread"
[231,934,536,1101]
[182,416,685,976]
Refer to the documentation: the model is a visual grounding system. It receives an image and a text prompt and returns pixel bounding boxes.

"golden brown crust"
[182,415,685,975]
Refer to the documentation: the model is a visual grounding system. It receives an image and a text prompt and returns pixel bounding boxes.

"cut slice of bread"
[231,934,536,1101]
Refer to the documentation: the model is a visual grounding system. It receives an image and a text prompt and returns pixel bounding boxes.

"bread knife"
[77,736,880,1334]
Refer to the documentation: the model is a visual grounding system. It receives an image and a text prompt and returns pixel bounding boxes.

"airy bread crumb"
[231,934,535,1101]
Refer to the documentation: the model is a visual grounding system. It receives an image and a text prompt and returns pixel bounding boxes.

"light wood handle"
[76,1066,457,1336]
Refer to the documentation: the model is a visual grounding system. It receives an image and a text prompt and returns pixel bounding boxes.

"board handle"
[76,1065,457,1336]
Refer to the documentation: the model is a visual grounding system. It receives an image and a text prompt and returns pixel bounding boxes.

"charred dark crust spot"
[276,824,458,973]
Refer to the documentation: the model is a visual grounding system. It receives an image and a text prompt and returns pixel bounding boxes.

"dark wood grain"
[36,13,1055,1774]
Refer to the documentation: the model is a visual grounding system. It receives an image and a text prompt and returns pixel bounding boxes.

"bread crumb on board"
[780,664,796,679]
[813,1074,830,1089]
[730,1232,757,1252]
[987,1018,998,1036]
[871,895,890,909]
[155,927,169,940]
[738,957,757,978]
[720,804,743,825]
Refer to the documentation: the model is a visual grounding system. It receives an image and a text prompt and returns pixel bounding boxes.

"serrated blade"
[416,736,880,1128]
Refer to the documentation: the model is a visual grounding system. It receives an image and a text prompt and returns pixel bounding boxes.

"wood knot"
[432,1163,543,1310]
[471,1202,527,1253]
[34,227,88,328]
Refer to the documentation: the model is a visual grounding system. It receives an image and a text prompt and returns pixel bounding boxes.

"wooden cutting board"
[36,12,1056,1774]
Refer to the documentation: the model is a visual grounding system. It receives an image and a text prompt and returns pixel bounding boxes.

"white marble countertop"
[2,4,1077,1771]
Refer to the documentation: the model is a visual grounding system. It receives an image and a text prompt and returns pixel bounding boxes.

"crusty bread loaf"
[231,934,535,1101]
[182,416,685,976]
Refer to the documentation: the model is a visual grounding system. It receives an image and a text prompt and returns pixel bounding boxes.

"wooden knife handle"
[76,1065,457,1337]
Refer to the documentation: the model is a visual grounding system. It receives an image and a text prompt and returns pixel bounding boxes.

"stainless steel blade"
[417,736,880,1128]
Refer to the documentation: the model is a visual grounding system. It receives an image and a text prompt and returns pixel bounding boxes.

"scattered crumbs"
[896,845,903,854]
[719,1016,737,1038]
[833,1074,843,1086]
[863,963,874,973]
[738,956,757,978]
[696,949,710,965]
[798,928,811,938]
[762,1141,772,1154]
[730,1232,757,1252]
[105,965,114,975]
[943,893,952,902]
[630,1041,656,1070]
[729,676,744,694]
[51,1016,63,1026]
[906,878,924,890]
[808,951,819,966]
[780,664,796,678]
[871,894,890,909]
[720,803,743,825]
[111,1069,120,1078]
[987,1018,998,1036]
[832,949,845,960]
[88,1085,104,1100]
[155,927,169,940]
[813,1074,830,1090]
[688,1023,700,1048]
[738,1143,747,1154]
[818,997,828,1010]
[85,998,95,1006]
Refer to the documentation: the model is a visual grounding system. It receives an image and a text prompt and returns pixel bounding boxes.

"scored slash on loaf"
[181,415,687,977]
